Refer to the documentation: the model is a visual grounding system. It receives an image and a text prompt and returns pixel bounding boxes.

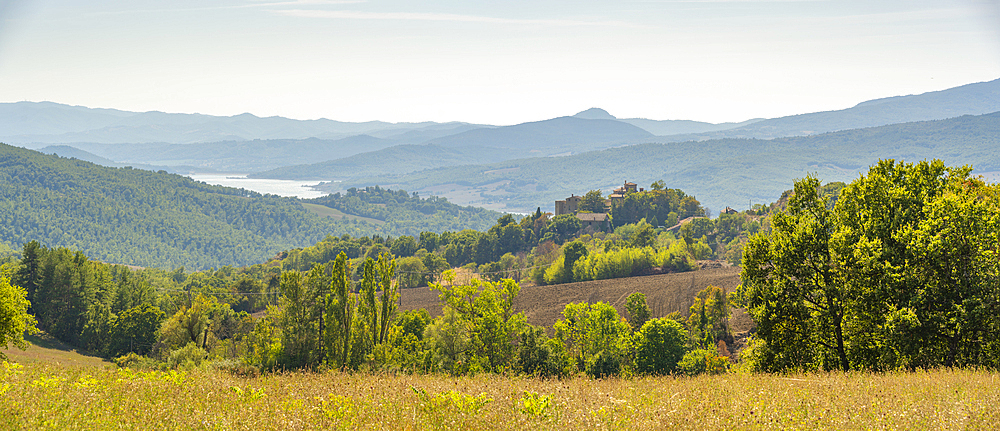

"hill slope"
[0,143,379,269]
[63,135,398,172]
[252,144,511,180]
[322,112,1000,213]
[0,101,482,145]
[427,116,655,151]
[682,78,1000,140]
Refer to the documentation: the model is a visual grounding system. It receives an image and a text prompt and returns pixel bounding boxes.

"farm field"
[1,357,997,430]
[400,266,744,328]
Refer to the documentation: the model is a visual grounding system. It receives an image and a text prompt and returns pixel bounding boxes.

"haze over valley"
[5,77,1000,214]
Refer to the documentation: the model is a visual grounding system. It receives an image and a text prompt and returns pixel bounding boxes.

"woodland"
[3,158,998,380]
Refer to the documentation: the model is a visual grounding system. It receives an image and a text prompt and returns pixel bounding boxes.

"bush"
[585,350,621,379]
[633,318,688,375]
[678,349,730,376]
[113,352,164,370]
[516,326,569,378]
[168,342,209,370]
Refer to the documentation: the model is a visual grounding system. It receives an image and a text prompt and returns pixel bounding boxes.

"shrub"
[586,350,621,379]
[633,318,688,375]
[168,342,209,369]
[678,349,730,376]
[113,352,164,370]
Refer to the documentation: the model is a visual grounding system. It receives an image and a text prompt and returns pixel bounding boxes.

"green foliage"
[424,307,470,374]
[633,318,688,375]
[554,302,630,373]
[0,144,372,269]
[740,160,1000,372]
[585,350,622,379]
[433,278,526,373]
[686,285,730,350]
[610,186,704,228]
[517,391,554,418]
[0,275,37,361]
[516,326,569,378]
[578,190,606,213]
[624,293,650,331]
[167,342,209,369]
[308,186,503,237]
[113,352,164,370]
[412,386,494,429]
[677,348,730,376]
[106,304,164,358]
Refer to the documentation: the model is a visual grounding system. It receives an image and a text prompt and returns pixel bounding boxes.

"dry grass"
[2,359,998,430]
[0,333,108,368]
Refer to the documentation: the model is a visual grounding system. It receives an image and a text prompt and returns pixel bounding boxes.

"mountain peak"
[573,108,617,120]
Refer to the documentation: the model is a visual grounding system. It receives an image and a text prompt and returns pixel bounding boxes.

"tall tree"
[740,175,849,371]
[0,275,38,361]
[578,190,606,213]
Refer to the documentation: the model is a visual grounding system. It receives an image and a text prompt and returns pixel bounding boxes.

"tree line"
[1,242,737,377]
[739,159,1000,371]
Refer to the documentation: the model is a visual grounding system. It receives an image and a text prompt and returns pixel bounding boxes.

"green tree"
[624,292,650,331]
[739,175,849,372]
[554,302,630,373]
[561,241,588,283]
[106,304,164,358]
[0,276,37,361]
[893,175,1000,368]
[14,241,42,308]
[433,278,525,372]
[686,285,730,349]
[578,190,606,213]
[326,252,355,369]
[633,318,688,375]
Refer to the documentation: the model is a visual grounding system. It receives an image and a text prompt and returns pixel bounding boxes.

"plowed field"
[400,266,744,328]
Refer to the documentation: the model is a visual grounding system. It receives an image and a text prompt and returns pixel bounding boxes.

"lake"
[186,174,332,199]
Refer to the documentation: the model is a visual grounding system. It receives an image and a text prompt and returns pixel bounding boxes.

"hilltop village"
[554,180,711,232]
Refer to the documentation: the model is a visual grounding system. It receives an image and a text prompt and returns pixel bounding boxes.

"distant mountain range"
[0,101,487,145]
[314,111,1000,215]
[3,78,999,213]
[667,78,1000,141]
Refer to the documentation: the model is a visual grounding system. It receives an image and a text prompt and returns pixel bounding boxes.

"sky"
[0,0,998,125]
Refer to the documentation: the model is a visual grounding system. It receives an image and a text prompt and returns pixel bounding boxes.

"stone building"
[554,194,582,216]
[576,212,609,231]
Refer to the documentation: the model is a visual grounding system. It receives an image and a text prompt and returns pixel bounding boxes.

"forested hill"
[325,111,1000,214]
[304,186,506,236]
[0,143,377,269]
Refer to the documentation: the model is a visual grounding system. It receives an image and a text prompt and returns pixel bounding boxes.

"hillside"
[319,112,1000,213]
[574,107,762,136]
[256,116,661,181]
[0,101,483,145]
[427,115,654,151]
[0,143,378,269]
[679,78,1000,140]
[60,135,398,173]
[302,185,506,236]
[252,144,509,180]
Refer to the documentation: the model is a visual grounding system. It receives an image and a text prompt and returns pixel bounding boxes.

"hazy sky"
[1,0,998,125]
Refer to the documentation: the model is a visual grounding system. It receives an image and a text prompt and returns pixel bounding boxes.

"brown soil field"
[400,266,745,329]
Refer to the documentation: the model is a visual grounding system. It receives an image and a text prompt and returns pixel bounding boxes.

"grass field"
[0,333,107,368]
[2,357,997,430]
[3,268,995,430]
